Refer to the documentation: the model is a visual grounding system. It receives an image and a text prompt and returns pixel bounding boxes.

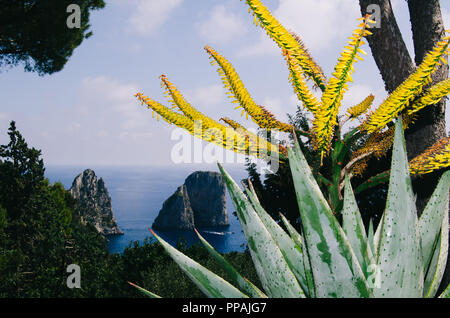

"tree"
[358,0,448,212]
[0,121,45,220]
[0,0,105,75]
[358,0,449,292]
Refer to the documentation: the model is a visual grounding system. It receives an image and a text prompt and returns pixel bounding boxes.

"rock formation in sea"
[152,171,228,230]
[70,169,123,236]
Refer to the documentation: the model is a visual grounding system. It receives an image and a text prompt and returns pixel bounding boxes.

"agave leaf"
[218,163,305,298]
[342,174,374,277]
[423,208,448,298]
[368,219,375,255]
[418,170,450,272]
[374,116,423,298]
[439,283,450,298]
[194,229,267,298]
[149,229,248,298]
[288,136,372,298]
[373,213,384,258]
[243,181,311,297]
[128,281,162,298]
[279,213,316,298]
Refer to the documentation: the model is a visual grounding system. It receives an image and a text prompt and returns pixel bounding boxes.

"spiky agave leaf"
[149,229,249,298]
[288,134,372,297]
[278,212,316,298]
[406,78,450,116]
[244,0,327,90]
[313,17,372,158]
[205,45,292,132]
[363,33,450,133]
[419,171,450,297]
[194,229,268,298]
[409,137,450,176]
[218,162,306,298]
[373,116,423,298]
[342,174,374,278]
[243,180,312,297]
[283,48,321,114]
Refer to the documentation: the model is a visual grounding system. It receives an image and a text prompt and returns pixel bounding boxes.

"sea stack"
[70,169,123,236]
[152,171,228,230]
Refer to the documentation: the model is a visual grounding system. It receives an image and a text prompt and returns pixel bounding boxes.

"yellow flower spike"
[313,16,372,156]
[136,93,195,133]
[159,75,228,132]
[406,78,450,116]
[205,45,293,132]
[244,0,327,91]
[347,94,375,119]
[350,114,417,176]
[283,48,321,114]
[409,137,450,176]
[135,92,280,159]
[363,34,450,134]
[219,117,284,157]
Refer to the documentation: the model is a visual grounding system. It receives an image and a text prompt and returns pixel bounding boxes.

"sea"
[45,164,249,254]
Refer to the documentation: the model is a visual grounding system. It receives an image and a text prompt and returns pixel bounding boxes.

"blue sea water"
[45,164,249,254]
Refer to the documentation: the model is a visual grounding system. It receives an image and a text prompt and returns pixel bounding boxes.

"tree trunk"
[359,0,449,296]
[359,0,415,93]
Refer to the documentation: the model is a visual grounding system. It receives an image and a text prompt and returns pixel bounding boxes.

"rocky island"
[152,171,228,230]
[70,169,123,236]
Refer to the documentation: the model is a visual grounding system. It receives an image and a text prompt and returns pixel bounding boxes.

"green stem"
[354,171,390,195]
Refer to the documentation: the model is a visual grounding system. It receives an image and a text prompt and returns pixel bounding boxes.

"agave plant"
[129,116,449,298]
[135,0,450,214]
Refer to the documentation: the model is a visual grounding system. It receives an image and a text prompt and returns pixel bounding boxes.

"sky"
[0,0,449,167]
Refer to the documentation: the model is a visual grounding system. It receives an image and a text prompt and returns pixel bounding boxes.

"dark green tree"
[0,0,105,75]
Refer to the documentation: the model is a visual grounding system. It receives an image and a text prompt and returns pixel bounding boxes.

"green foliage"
[0,0,105,75]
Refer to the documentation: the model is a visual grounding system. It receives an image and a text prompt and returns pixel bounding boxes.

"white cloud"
[184,84,226,106]
[236,32,278,57]
[196,5,248,44]
[128,0,183,36]
[79,76,150,132]
[238,0,360,57]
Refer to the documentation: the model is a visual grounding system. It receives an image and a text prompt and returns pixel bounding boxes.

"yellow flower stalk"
[205,45,293,132]
[135,91,281,159]
[220,117,288,158]
[313,16,372,158]
[347,94,374,119]
[363,33,450,133]
[283,48,321,114]
[406,78,450,116]
[350,114,417,176]
[135,93,195,133]
[159,75,225,131]
[244,0,327,90]
[409,137,450,176]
